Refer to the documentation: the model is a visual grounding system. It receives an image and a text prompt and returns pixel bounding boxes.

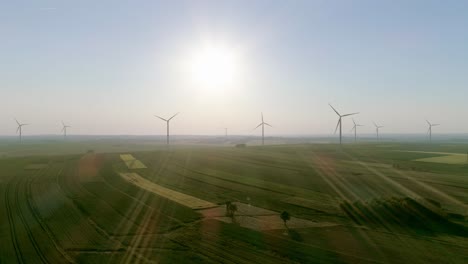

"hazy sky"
[1,0,468,136]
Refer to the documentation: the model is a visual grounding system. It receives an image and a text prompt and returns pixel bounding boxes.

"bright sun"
[188,45,240,90]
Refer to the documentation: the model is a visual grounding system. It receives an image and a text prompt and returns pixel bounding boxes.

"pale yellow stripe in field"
[396,150,468,164]
[119,172,217,209]
[414,155,468,164]
[120,154,147,169]
[120,154,136,161]
[124,160,147,169]
[397,150,465,155]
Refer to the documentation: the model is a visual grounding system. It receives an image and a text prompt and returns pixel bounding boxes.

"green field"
[0,142,467,263]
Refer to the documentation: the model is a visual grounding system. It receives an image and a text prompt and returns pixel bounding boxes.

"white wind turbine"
[61,121,71,139]
[351,118,364,143]
[154,113,179,147]
[15,118,29,142]
[426,120,440,143]
[254,112,272,146]
[329,104,359,145]
[373,122,384,141]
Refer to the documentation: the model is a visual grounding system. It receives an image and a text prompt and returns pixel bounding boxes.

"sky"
[1,0,468,136]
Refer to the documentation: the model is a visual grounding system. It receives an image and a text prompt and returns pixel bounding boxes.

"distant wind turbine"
[154,113,179,147]
[254,112,272,146]
[329,104,359,145]
[373,122,384,141]
[224,128,228,138]
[426,120,440,143]
[61,121,71,139]
[350,118,364,143]
[15,118,29,142]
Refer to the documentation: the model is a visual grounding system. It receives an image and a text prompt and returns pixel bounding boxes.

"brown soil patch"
[78,153,104,182]
[200,203,340,231]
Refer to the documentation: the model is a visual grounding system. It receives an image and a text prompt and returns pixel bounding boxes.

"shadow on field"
[287,229,304,242]
[340,197,468,237]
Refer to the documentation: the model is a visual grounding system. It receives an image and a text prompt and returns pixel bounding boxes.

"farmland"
[0,141,467,263]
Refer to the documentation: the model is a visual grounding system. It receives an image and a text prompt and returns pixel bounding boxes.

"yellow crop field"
[124,159,147,169]
[120,154,147,169]
[119,173,216,209]
[415,154,468,164]
[120,154,136,161]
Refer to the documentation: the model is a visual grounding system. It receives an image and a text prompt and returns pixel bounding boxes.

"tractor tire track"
[14,174,50,264]
[26,167,74,263]
[5,179,24,264]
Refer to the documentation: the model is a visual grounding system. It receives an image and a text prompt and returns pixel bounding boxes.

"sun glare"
[188,44,240,90]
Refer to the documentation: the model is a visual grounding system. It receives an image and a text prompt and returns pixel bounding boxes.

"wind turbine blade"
[15,118,20,126]
[352,118,356,125]
[373,122,378,127]
[334,119,340,134]
[350,125,356,132]
[264,122,272,127]
[261,112,264,123]
[328,104,340,116]
[426,120,431,126]
[254,123,262,130]
[168,112,179,121]
[154,115,168,122]
[16,126,20,134]
[342,112,359,117]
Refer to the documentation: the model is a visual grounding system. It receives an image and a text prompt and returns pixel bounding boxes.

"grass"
[0,141,467,263]
[340,197,468,236]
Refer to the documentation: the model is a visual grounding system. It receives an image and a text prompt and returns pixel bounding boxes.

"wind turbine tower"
[254,112,272,146]
[154,113,179,147]
[15,119,29,142]
[351,119,364,143]
[373,122,384,141]
[426,120,440,143]
[329,104,359,145]
[62,121,71,139]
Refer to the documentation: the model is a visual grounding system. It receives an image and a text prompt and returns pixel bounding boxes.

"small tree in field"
[225,201,238,220]
[229,203,238,219]
[225,201,232,216]
[280,211,290,229]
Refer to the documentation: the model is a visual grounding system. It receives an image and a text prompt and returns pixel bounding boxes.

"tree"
[225,201,238,222]
[230,203,238,218]
[280,211,290,229]
[225,201,232,216]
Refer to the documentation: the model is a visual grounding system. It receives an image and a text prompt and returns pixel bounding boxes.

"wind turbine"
[350,118,364,143]
[254,112,272,146]
[15,118,29,142]
[426,120,440,143]
[154,113,179,147]
[373,122,384,141]
[224,128,228,138]
[61,121,71,139]
[329,104,359,145]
